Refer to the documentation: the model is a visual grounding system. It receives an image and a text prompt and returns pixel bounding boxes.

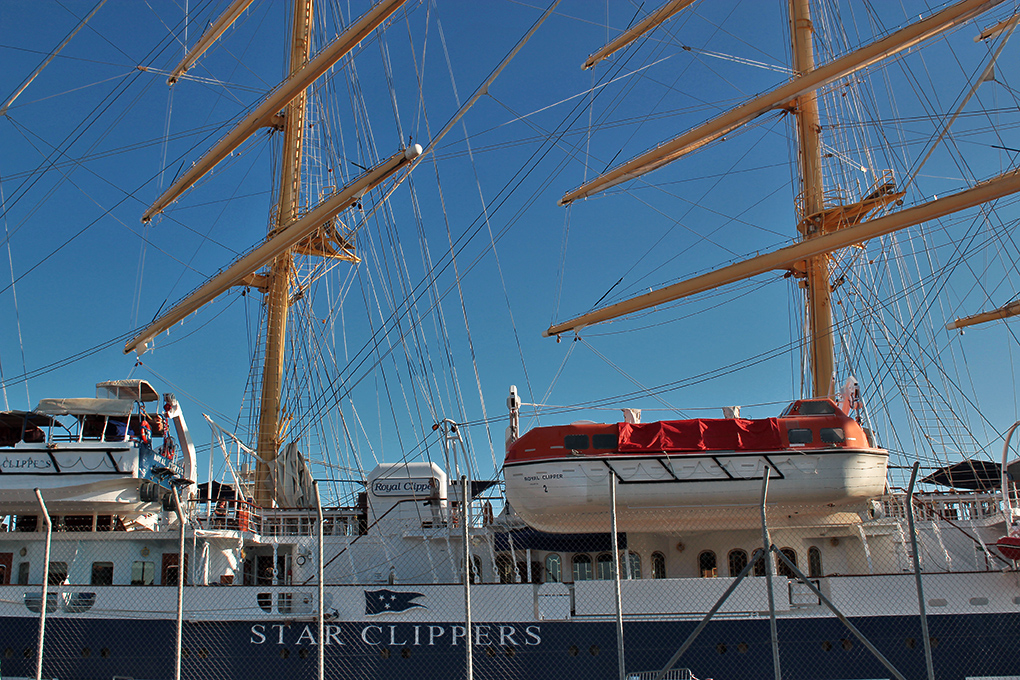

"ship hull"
[2,609,1018,680]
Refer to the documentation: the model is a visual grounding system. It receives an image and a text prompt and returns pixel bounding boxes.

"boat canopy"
[95,379,159,402]
[35,398,135,417]
[619,417,784,452]
[494,527,626,553]
[921,460,1000,490]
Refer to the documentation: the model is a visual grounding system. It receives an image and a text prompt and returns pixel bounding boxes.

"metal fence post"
[610,473,626,680]
[315,481,324,680]
[759,469,781,680]
[33,489,51,680]
[906,461,935,680]
[461,475,473,680]
[172,485,186,680]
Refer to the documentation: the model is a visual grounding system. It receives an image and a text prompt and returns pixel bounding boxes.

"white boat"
[2,1,1020,680]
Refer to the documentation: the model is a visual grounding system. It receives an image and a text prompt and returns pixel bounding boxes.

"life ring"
[140,420,151,445]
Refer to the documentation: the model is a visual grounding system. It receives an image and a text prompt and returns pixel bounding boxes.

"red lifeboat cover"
[618,418,784,452]
[996,535,1020,561]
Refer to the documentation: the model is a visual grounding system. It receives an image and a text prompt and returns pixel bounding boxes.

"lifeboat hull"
[504,448,888,532]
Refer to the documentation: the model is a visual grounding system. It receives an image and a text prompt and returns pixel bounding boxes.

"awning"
[494,527,626,553]
[36,398,134,417]
[921,460,1000,490]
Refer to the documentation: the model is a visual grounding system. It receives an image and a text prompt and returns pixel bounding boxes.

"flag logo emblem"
[365,589,425,615]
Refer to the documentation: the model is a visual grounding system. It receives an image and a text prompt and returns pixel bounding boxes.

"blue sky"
[2,0,1019,496]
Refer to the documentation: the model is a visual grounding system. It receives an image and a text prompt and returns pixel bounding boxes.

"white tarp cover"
[95,379,159,402]
[35,398,134,417]
[270,442,316,508]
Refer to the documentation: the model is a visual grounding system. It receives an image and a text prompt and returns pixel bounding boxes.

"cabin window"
[626,552,641,579]
[596,553,615,580]
[564,434,589,450]
[16,515,38,532]
[131,561,154,586]
[651,552,666,579]
[48,562,68,585]
[64,515,94,532]
[752,549,767,577]
[788,428,813,444]
[698,551,717,578]
[91,562,113,586]
[728,549,749,577]
[545,554,562,583]
[820,428,845,444]
[572,554,593,582]
[18,562,29,585]
[776,548,798,578]
[592,433,617,449]
[808,547,822,578]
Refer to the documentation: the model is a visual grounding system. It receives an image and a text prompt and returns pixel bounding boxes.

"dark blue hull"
[4,612,1019,680]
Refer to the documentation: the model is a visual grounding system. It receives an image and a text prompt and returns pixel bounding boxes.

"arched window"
[698,550,717,578]
[545,553,562,583]
[808,546,822,578]
[752,549,767,577]
[728,549,748,577]
[627,552,642,579]
[776,548,798,578]
[651,552,666,579]
[495,555,515,584]
[596,553,615,580]
[572,554,593,582]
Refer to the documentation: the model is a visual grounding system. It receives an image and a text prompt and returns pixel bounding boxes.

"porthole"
[841,639,853,651]
[505,646,517,658]
[4,648,13,659]
[401,648,411,659]
[716,643,727,654]
[298,648,309,659]
[181,648,190,658]
[905,637,916,649]
[379,648,390,659]
[568,645,579,657]
[279,648,289,659]
[81,647,91,658]
[486,647,496,657]
[589,645,599,656]
[100,648,110,659]
[198,648,208,659]
[929,637,939,648]
[821,640,832,651]
[23,647,34,659]
[737,643,748,654]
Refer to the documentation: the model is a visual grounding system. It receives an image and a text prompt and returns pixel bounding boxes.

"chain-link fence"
[3,473,1019,680]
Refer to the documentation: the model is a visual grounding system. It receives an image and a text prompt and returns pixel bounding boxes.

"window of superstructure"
[776,548,798,578]
[627,552,641,579]
[545,554,562,582]
[752,549,767,577]
[698,551,717,578]
[651,552,666,579]
[48,562,68,585]
[131,561,154,586]
[596,553,614,580]
[18,562,29,585]
[572,554,593,582]
[91,562,113,586]
[728,549,748,577]
[808,546,822,578]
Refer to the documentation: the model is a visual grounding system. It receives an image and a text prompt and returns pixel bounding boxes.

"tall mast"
[255,0,313,506]
[790,0,833,398]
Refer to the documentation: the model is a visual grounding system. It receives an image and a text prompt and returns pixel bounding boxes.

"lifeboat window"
[776,548,798,578]
[592,433,617,450]
[651,552,666,579]
[788,428,813,444]
[47,562,68,586]
[797,401,836,415]
[595,553,614,580]
[808,547,822,578]
[626,552,641,579]
[545,554,562,583]
[698,551,717,578]
[820,428,845,444]
[90,562,113,586]
[131,561,154,586]
[564,434,589,450]
[728,549,748,577]
[571,554,593,582]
